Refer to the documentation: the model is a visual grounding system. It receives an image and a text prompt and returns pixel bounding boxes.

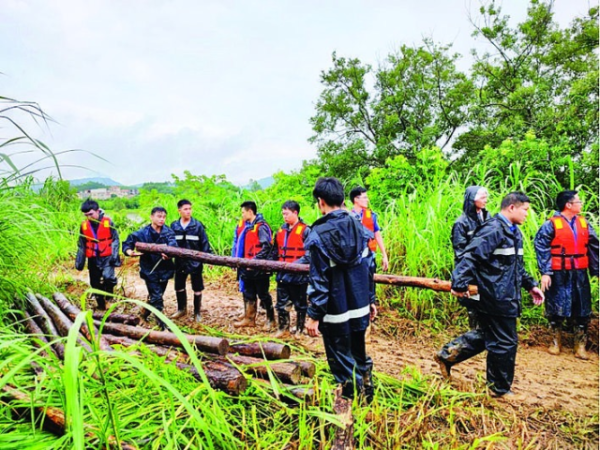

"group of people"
[435,187,598,399]
[76,180,597,402]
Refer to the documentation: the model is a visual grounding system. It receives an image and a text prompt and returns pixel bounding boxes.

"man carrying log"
[75,199,121,310]
[123,206,177,328]
[170,199,213,322]
[435,192,545,400]
[232,201,275,329]
[305,177,377,403]
[272,200,310,338]
[534,190,599,359]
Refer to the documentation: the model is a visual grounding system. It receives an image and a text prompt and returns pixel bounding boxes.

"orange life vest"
[236,220,269,259]
[275,222,307,262]
[81,217,113,258]
[360,208,378,252]
[550,215,589,270]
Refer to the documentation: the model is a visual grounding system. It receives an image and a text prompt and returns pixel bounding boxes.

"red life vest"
[236,220,268,259]
[550,215,589,270]
[81,217,113,258]
[276,222,307,262]
[360,208,378,252]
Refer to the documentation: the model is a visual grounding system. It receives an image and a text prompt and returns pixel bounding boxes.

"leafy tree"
[139,181,175,195]
[309,42,473,180]
[74,181,108,191]
[454,1,599,192]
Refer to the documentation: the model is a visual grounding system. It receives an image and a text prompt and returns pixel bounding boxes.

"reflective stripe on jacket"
[82,217,113,258]
[550,216,589,270]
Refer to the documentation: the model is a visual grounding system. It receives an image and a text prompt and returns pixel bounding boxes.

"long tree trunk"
[23,310,57,359]
[25,294,66,360]
[229,342,291,360]
[92,311,140,326]
[92,320,229,356]
[217,354,302,385]
[134,243,478,294]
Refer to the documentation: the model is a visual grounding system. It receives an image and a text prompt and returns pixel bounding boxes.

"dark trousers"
[242,276,273,311]
[145,280,169,312]
[322,329,373,399]
[88,260,117,295]
[175,269,204,293]
[275,283,307,314]
[438,313,517,396]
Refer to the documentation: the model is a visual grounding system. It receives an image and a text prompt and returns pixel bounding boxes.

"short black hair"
[177,199,192,209]
[151,206,167,215]
[313,177,345,207]
[81,199,99,213]
[282,200,300,214]
[500,192,531,210]
[241,201,257,215]
[349,186,367,204]
[556,190,578,212]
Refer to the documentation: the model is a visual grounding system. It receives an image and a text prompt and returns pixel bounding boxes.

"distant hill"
[69,177,122,187]
[242,176,274,191]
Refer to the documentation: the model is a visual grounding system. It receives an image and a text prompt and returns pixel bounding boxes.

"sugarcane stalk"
[1,384,137,449]
[92,320,229,356]
[229,342,291,360]
[135,243,478,294]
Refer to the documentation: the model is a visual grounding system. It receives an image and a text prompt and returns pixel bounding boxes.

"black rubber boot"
[193,294,202,323]
[266,305,276,331]
[295,311,306,335]
[171,291,187,319]
[95,295,106,311]
[274,312,290,338]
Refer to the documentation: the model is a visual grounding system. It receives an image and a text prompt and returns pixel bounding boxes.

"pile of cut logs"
[22,292,316,399]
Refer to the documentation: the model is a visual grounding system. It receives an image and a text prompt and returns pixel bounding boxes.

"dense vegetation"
[0,1,598,448]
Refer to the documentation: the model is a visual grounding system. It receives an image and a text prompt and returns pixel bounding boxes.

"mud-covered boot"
[295,311,306,336]
[548,327,562,355]
[434,352,452,380]
[574,328,589,360]
[235,301,247,321]
[94,295,106,311]
[234,301,256,328]
[273,312,290,338]
[265,306,276,331]
[193,293,202,323]
[171,291,187,319]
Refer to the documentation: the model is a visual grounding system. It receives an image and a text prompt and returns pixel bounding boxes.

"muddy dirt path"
[70,263,599,417]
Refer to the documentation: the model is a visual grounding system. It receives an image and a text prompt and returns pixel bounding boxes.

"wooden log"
[23,310,57,359]
[92,311,140,326]
[253,379,316,403]
[2,384,137,449]
[135,243,479,294]
[36,294,93,353]
[296,360,316,378]
[92,320,229,356]
[102,334,246,395]
[219,354,301,385]
[229,342,290,360]
[51,293,113,352]
[25,294,66,360]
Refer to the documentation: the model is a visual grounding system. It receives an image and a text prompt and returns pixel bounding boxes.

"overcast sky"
[1,0,594,185]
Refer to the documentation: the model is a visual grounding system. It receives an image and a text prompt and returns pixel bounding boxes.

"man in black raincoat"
[76,200,121,310]
[123,207,177,328]
[435,192,544,399]
[305,177,377,402]
[534,190,599,359]
[231,201,275,329]
[170,199,213,323]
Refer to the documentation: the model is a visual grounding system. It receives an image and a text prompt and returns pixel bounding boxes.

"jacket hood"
[251,213,267,226]
[463,186,486,221]
[310,209,365,266]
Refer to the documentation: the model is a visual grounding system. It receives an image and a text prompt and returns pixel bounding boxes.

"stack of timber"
[21,292,316,401]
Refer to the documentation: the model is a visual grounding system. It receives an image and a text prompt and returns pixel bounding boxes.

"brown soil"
[64,261,599,420]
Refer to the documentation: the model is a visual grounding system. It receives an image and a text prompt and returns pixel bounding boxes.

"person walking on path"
[534,190,599,360]
[272,200,310,338]
[232,201,275,329]
[434,192,544,400]
[75,199,121,310]
[122,207,177,328]
[305,178,377,403]
[170,199,213,323]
